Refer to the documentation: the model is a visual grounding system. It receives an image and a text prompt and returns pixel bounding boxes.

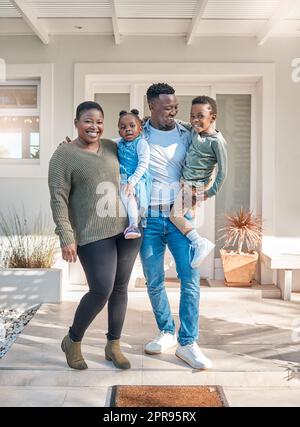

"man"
[140,83,212,369]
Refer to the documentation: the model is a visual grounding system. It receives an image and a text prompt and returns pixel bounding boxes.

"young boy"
[170,95,228,268]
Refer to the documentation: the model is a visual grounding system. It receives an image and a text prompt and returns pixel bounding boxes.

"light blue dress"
[118,135,152,215]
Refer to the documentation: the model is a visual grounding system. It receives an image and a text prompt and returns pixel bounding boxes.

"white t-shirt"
[148,125,187,205]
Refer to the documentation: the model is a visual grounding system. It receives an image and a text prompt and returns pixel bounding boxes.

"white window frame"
[0,64,53,178]
[0,79,40,162]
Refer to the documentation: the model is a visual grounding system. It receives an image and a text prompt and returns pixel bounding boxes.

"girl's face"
[118,115,142,142]
[190,103,216,134]
[75,109,104,144]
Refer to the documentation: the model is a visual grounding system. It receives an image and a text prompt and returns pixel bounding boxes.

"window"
[0,82,40,160]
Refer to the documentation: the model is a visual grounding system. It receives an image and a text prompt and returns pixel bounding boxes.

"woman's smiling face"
[75,109,104,144]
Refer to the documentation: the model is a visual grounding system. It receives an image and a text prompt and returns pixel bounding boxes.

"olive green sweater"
[48,140,128,247]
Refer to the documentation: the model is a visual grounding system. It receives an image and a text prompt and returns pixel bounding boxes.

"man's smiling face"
[149,94,178,130]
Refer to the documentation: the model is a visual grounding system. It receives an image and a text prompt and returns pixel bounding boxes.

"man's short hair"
[192,96,217,115]
[146,83,175,103]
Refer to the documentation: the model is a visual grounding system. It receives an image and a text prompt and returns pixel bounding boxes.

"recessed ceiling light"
[75,26,83,30]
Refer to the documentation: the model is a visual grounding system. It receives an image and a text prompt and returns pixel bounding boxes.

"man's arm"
[176,119,192,131]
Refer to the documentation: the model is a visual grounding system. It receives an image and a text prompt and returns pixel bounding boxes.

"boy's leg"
[170,186,214,268]
[170,185,195,235]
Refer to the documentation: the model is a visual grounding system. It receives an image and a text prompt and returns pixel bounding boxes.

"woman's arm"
[48,148,77,261]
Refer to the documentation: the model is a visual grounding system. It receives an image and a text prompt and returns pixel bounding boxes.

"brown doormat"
[110,385,229,407]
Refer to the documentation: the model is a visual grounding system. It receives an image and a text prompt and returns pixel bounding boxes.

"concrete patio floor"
[0,284,300,407]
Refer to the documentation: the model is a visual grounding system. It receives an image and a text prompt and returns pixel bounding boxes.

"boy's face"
[190,103,216,133]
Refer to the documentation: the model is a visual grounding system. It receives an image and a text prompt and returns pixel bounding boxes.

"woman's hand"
[62,243,77,263]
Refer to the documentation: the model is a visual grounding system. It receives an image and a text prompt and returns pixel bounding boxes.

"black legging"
[69,232,142,342]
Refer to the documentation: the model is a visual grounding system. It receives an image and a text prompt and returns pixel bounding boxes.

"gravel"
[0,305,40,359]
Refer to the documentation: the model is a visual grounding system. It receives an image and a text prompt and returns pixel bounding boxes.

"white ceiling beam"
[186,0,209,45]
[111,0,121,45]
[11,0,49,44]
[257,0,300,46]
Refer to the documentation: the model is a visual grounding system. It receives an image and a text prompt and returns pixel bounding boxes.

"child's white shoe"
[191,238,215,268]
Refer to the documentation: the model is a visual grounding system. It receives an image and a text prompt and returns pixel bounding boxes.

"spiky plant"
[218,208,263,254]
[0,206,58,268]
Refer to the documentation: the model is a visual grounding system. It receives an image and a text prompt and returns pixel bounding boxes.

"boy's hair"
[192,96,217,116]
[76,101,104,120]
[146,83,175,102]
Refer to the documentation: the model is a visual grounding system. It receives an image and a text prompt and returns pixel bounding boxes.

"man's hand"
[61,243,77,263]
[122,183,134,197]
[141,116,150,126]
[60,136,72,146]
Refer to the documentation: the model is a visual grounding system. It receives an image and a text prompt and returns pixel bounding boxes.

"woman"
[48,101,142,370]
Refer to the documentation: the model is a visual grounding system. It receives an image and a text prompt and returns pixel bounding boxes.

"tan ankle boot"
[105,339,131,370]
[61,334,88,370]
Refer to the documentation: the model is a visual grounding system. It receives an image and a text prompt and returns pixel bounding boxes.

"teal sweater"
[182,130,228,197]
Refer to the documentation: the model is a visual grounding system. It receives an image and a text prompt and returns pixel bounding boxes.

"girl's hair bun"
[119,110,128,117]
[130,109,140,116]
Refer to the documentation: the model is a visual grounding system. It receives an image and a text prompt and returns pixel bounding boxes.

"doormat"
[110,385,229,407]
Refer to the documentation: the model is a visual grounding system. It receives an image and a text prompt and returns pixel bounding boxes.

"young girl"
[170,96,228,268]
[117,109,152,239]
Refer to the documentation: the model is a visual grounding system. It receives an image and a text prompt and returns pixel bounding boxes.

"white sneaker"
[145,331,177,355]
[191,238,215,269]
[175,342,213,369]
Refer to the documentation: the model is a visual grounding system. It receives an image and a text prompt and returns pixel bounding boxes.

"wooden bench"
[261,251,300,301]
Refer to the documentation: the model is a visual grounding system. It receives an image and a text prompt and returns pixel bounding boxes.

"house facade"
[0,0,300,291]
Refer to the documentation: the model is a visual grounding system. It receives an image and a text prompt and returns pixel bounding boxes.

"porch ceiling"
[0,0,300,45]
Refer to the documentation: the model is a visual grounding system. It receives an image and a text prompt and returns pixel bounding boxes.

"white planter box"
[0,268,62,310]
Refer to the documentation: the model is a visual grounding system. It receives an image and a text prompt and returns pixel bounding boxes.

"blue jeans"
[140,209,201,346]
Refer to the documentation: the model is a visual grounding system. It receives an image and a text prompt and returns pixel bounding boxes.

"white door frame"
[74,62,275,282]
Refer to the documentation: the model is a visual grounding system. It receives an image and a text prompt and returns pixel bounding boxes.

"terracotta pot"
[220,249,259,287]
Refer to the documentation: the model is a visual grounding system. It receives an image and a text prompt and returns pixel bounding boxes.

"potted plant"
[0,207,63,310]
[218,208,263,287]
